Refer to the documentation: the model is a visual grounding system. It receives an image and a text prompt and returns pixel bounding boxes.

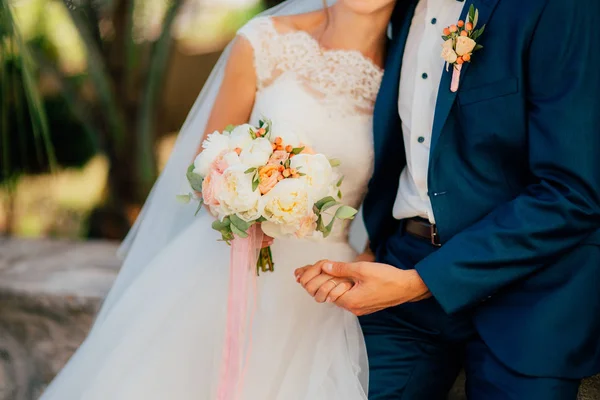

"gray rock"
[0,238,598,399]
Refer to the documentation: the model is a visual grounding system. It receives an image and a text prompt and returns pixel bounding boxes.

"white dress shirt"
[393,0,465,223]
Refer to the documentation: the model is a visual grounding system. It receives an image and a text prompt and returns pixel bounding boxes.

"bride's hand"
[296,266,354,303]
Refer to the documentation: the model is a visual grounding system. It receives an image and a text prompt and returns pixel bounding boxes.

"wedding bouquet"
[178,119,357,273]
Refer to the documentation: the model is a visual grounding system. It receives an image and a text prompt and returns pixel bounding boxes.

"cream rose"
[455,36,476,56]
[239,137,273,168]
[258,179,313,238]
[217,164,261,222]
[441,39,458,64]
[290,154,334,200]
[193,132,231,177]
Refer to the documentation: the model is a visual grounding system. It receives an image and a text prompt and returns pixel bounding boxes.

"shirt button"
[431,18,437,25]
[422,72,428,79]
[417,136,425,143]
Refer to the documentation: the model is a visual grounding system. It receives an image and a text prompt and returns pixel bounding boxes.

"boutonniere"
[440,4,486,92]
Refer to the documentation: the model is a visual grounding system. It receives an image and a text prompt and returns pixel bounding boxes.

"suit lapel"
[373,0,417,161]
[430,0,501,152]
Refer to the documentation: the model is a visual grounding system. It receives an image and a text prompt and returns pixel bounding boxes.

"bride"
[41,0,395,398]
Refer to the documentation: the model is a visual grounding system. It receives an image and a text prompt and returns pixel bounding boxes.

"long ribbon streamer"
[216,225,262,400]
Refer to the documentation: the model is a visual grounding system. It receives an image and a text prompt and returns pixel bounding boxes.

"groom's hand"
[295,260,432,316]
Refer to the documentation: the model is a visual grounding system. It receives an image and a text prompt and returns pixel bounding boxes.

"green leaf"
[316,215,325,232]
[252,177,260,192]
[230,223,249,238]
[187,163,195,174]
[323,218,336,238]
[471,25,486,41]
[176,194,192,204]
[230,214,251,232]
[336,176,344,187]
[320,200,339,213]
[291,147,305,155]
[186,165,204,192]
[315,196,337,211]
[329,158,341,167]
[473,8,479,29]
[337,190,342,199]
[224,124,236,133]
[474,44,484,51]
[212,219,230,231]
[256,216,267,223]
[245,167,257,174]
[468,4,475,23]
[335,206,358,220]
[194,199,204,216]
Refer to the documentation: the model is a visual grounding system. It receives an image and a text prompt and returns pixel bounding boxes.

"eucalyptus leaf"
[186,169,204,192]
[176,194,192,204]
[320,200,338,213]
[230,223,249,238]
[323,218,336,238]
[335,206,358,220]
[230,214,251,232]
[187,163,195,174]
[212,219,230,231]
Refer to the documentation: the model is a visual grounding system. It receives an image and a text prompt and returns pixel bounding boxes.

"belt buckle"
[430,224,441,247]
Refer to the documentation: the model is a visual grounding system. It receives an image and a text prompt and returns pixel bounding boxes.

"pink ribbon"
[216,224,262,400]
[451,64,462,93]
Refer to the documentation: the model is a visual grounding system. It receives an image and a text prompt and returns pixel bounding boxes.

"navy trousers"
[359,230,581,399]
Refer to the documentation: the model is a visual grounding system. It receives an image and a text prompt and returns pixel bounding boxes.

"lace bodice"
[238,17,382,241]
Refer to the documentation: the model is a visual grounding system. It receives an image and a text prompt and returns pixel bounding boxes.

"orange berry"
[276,145,284,151]
[234,147,242,155]
[466,22,473,31]
[278,165,285,172]
[443,27,451,36]
[274,137,282,145]
[285,145,293,153]
[456,57,464,65]
[289,153,295,158]
[283,169,291,178]
[290,168,297,175]
[292,174,300,179]
[449,25,458,33]
[462,53,471,62]
[457,20,465,28]
[257,128,266,136]
[460,30,468,37]
[272,143,277,150]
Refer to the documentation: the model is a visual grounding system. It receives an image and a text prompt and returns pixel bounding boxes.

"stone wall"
[0,238,598,399]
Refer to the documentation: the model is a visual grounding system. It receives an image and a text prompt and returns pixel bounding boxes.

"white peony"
[229,124,255,149]
[259,179,313,238]
[455,36,476,56]
[239,137,273,168]
[269,121,303,147]
[290,154,334,200]
[217,164,261,221]
[193,131,231,177]
[441,39,458,64]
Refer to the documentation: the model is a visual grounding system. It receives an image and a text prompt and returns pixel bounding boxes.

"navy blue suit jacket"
[363,0,600,378]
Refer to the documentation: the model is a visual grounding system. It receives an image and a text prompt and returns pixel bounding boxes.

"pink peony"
[202,171,223,207]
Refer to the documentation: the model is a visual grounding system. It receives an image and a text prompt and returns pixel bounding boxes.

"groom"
[296,0,600,398]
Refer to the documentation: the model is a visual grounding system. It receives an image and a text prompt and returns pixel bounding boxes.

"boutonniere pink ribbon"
[440,4,486,92]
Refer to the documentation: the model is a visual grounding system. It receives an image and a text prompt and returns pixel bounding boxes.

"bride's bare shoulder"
[270,11,326,35]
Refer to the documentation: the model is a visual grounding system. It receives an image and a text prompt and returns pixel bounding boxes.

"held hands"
[294,259,432,316]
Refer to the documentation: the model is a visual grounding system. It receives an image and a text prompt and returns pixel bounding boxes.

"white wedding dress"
[41,16,382,400]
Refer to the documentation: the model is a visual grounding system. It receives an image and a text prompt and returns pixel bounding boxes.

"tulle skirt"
[40,212,368,400]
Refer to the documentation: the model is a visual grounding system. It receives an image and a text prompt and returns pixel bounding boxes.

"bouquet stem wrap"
[217,225,263,400]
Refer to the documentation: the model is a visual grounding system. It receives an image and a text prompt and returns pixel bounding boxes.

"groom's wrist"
[405,270,432,302]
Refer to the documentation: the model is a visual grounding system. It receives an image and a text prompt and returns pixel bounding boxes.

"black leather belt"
[404,217,441,247]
